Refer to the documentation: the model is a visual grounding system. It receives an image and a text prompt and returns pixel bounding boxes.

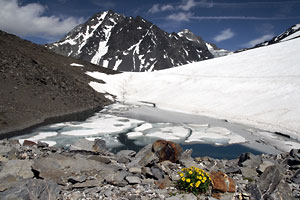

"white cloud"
[0,0,84,39]
[148,4,174,13]
[214,28,235,42]
[161,4,175,11]
[246,34,275,47]
[178,0,197,11]
[166,12,193,22]
[148,4,160,13]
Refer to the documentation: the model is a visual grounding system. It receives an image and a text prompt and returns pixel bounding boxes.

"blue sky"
[0,0,300,50]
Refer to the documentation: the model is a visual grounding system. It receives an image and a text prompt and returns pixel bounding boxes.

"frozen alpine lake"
[14,103,300,159]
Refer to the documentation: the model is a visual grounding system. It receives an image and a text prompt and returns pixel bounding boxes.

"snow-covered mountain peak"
[178,29,232,58]
[46,10,216,72]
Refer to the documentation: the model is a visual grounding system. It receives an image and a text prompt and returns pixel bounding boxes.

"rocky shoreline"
[0,139,299,200]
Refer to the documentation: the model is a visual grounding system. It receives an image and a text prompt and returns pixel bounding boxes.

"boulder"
[23,140,37,146]
[0,179,61,200]
[92,138,107,152]
[32,153,117,182]
[152,140,182,163]
[0,160,33,179]
[210,171,236,193]
[238,152,262,168]
[257,160,274,174]
[128,144,156,167]
[101,170,128,186]
[247,165,295,200]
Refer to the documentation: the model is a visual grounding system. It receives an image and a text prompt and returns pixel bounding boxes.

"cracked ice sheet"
[185,126,247,145]
[144,126,190,141]
[86,136,123,148]
[58,114,143,136]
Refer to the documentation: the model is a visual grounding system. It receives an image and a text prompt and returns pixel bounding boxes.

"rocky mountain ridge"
[237,22,300,52]
[0,30,116,138]
[46,10,220,72]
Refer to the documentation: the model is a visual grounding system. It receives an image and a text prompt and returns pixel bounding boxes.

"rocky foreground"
[0,139,299,200]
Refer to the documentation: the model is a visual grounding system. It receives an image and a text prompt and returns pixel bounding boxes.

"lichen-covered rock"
[210,171,236,193]
[152,140,182,163]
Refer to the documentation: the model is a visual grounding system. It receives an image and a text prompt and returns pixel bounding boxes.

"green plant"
[177,166,211,195]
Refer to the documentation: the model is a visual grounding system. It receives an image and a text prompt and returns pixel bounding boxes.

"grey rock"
[104,189,113,197]
[259,165,283,194]
[247,165,295,200]
[72,179,101,188]
[128,144,156,167]
[166,193,197,200]
[117,156,130,163]
[289,149,300,159]
[0,144,12,155]
[129,167,142,174]
[291,169,300,184]
[288,158,300,166]
[267,180,296,200]
[32,153,117,181]
[0,179,61,200]
[37,141,49,148]
[101,170,128,186]
[238,152,262,168]
[225,166,241,174]
[0,160,33,179]
[151,165,164,180]
[179,149,202,168]
[117,150,136,158]
[125,176,141,184]
[68,175,87,184]
[88,155,112,164]
[257,160,274,174]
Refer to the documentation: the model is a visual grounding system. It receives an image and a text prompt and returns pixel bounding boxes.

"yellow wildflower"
[181,177,185,181]
[179,173,184,177]
[198,176,202,180]
[196,181,200,188]
[186,178,191,183]
[190,183,194,187]
[189,171,193,175]
[202,179,205,183]
[203,177,207,181]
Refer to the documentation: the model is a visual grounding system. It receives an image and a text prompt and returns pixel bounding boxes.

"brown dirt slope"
[0,30,118,138]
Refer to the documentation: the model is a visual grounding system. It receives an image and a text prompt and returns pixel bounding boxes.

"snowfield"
[87,38,300,141]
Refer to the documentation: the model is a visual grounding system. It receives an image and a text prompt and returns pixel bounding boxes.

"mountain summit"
[178,29,232,58]
[46,10,215,72]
